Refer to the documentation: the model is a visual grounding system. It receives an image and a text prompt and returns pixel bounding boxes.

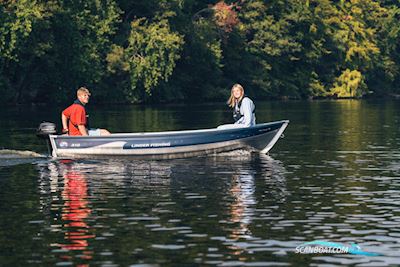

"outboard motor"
[36,122,57,156]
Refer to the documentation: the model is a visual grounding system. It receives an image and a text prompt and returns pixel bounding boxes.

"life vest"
[71,99,90,129]
[233,96,255,122]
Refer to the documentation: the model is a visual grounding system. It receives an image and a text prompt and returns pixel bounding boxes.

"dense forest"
[1,0,400,104]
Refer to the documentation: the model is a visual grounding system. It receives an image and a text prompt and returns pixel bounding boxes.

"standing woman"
[227,84,256,127]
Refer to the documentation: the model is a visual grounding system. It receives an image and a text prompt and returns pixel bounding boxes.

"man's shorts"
[88,128,101,136]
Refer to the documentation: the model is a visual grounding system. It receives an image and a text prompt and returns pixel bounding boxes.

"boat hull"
[49,120,289,159]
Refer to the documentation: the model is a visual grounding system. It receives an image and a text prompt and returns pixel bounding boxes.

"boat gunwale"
[49,120,289,139]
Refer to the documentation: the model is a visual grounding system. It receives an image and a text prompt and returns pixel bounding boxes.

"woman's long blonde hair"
[227,83,244,108]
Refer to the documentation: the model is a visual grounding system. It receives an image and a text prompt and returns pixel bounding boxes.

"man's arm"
[61,113,69,133]
[78,125,88,136]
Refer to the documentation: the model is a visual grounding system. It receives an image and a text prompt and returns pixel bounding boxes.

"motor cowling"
[37,122,57,139]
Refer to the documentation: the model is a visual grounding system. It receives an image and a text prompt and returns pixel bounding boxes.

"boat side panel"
[50,120,289,158]
[52,122,284,150]
[55,139,246,158]
[54,129,281,159]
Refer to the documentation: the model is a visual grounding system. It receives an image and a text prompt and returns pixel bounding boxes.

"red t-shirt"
[62,104,87,136]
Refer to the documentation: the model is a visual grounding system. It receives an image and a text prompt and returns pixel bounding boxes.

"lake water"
[1,100,400,266]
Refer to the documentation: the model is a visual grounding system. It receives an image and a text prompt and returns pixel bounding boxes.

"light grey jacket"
[234,97,256,127]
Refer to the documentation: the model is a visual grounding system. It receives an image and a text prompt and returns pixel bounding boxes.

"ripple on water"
[0,149,46,166]
[151,244,186,250]
[129,264,160,267]
[123,217,160,221]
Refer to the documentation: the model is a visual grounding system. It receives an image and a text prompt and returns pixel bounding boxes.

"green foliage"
[366,3,400,94]
[0,0,50,103]
[321,0,381,68]
[51,0,121,100]
[1,0,400,104]
[331,69,366,97]
[0,0,44,60]
[0,0,121,103]
[107,18,183,102]
[309,72,328,97]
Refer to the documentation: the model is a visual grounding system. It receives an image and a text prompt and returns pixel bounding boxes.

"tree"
[318,0,382,97]
[0,0,121,103]
[0,0,46,102]
[107,18,184,102]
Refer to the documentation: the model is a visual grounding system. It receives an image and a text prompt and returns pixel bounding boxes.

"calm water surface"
[1,100,400,266]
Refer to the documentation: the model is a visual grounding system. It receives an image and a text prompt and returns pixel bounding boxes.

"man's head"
[77,87,91,105]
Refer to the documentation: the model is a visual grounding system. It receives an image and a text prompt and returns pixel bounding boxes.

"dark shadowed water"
[1,100,400,266]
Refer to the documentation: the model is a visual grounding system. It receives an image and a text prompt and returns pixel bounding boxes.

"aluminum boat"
[46,120,289,159]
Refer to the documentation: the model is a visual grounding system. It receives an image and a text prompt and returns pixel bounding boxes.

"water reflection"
[228,170,256,240]
[60,162,94,253]
[38,160,95,263]
[34,153,291,265]
[37,158,177,265]
[209,154,293,264]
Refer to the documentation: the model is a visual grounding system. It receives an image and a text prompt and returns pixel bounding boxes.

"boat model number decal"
[130,142,171,148]
[59,141,68,148]
[58,141,81,148]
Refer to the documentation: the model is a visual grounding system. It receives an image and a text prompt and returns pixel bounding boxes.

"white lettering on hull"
[131,142,171,148]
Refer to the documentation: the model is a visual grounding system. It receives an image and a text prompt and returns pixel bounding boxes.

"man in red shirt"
[61,87,110,136]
